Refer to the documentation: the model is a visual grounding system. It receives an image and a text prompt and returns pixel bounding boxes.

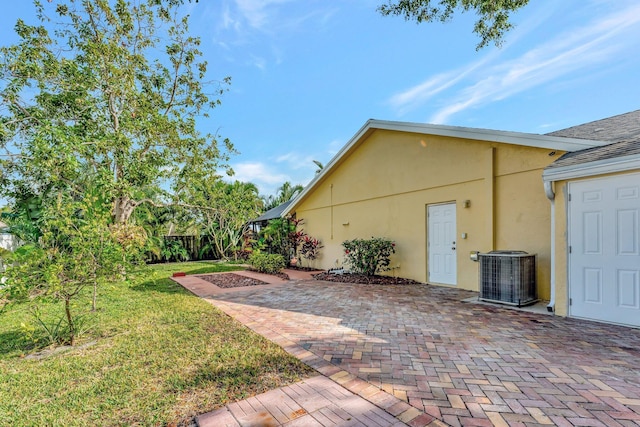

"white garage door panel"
[569,173,640,328]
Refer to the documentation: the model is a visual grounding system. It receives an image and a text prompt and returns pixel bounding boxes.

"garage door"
[569,173,640,327]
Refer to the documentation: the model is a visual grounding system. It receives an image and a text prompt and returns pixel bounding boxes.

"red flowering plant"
[298,235,324,265]
[342,237,396,276]
[284,217,324,267]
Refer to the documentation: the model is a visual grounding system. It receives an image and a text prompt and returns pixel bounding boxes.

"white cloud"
[326,139,344,156]
[231,161,288,183]
[234,0,294,30]
[209,1,338,70]
[388,61,490,116]
[248,54,266,70]
[276,151,318,171]
[227,137,342,196]
[388,2,640,124]
[432,3,640,123]
[228,160,313,196]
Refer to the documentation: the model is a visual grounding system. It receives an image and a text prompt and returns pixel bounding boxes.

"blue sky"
[2,0,640,197]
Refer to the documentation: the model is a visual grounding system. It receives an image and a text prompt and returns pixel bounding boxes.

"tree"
[0,0,232,224]
[178,179,263,259]
[378,0,529,50]
[313,160,324,174]
[1,187,143,346]
[0,0,223,346]
[263,181,304,211]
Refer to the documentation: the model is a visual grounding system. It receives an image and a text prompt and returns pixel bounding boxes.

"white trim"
[284,119,606,217]
[547,197,556,313]
[543,154,640,183]
[365,120,605,152]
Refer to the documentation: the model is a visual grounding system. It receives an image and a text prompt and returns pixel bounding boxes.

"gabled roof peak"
[282,118,606,217]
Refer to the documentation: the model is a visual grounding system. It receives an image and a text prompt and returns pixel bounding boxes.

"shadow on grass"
[130,277,188,294]
[165,353,314,396]
[0,329,35,358]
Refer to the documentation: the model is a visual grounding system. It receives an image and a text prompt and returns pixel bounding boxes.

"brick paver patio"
[176,273,640,426]
[172,272,640,427]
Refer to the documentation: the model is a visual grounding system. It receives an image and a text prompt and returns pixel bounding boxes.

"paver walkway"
[174,272,640,427]
[197,375,409,427]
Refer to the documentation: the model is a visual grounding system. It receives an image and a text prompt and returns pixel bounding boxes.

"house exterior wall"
[293,129,562,297]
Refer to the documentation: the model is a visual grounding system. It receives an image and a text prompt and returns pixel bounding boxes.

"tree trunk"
[113,196,136,223]
[92,281,97,312]
[65,297,75,346]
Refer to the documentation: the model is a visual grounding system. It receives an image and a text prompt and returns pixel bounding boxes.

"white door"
[428,203,457,285]
[569,173,640,327]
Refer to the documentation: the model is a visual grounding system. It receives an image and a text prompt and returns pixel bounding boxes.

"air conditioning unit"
[478,251,537,307]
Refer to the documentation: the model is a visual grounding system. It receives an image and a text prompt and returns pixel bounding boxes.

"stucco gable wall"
[293,129,562,296]
[330,130,489,203]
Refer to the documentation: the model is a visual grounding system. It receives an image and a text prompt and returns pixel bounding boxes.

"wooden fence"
[147,235,220,263]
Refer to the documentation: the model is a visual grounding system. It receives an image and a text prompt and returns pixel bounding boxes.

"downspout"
[544,180,556,313]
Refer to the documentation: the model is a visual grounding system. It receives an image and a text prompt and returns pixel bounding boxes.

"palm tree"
[263,181,304,210]
[313,160,324,174]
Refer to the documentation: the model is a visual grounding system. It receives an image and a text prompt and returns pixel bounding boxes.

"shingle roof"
[546,110,640,142]
[546,110,640,169]
[546,139,640,169]
[250,200,292,224]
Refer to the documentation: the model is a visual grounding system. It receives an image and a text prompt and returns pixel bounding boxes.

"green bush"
[161,239,190,262]
[248,253,286,274]
[342,237,396,276]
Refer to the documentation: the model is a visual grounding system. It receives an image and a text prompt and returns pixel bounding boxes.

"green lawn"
[0,261,314,426]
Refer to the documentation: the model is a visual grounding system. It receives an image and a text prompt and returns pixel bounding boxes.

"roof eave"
[368,120,608,152]
[543,153,640,183]
[283,119,608,217]
[282,119,376,217]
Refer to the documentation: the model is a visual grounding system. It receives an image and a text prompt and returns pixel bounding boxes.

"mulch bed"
[248,270,290,281]
[313,272,421,285]
[195,271,421,288]
[195,273,269,288]
[286,266,320,272]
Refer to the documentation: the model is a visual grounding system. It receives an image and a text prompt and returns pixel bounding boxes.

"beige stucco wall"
[293,129,562,297]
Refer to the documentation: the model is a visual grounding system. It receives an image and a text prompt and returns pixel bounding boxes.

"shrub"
[342,237,396,276]
[161,239,190,262]
[258,218,296,258]
[248,253,286,274]
[298,235,323,265]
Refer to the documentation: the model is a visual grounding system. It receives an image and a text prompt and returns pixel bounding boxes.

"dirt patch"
[195,273,269,288]
[25,340,98,360]
[313,272,421,285]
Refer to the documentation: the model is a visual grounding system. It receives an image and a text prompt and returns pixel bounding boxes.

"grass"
[0,261,314,426]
